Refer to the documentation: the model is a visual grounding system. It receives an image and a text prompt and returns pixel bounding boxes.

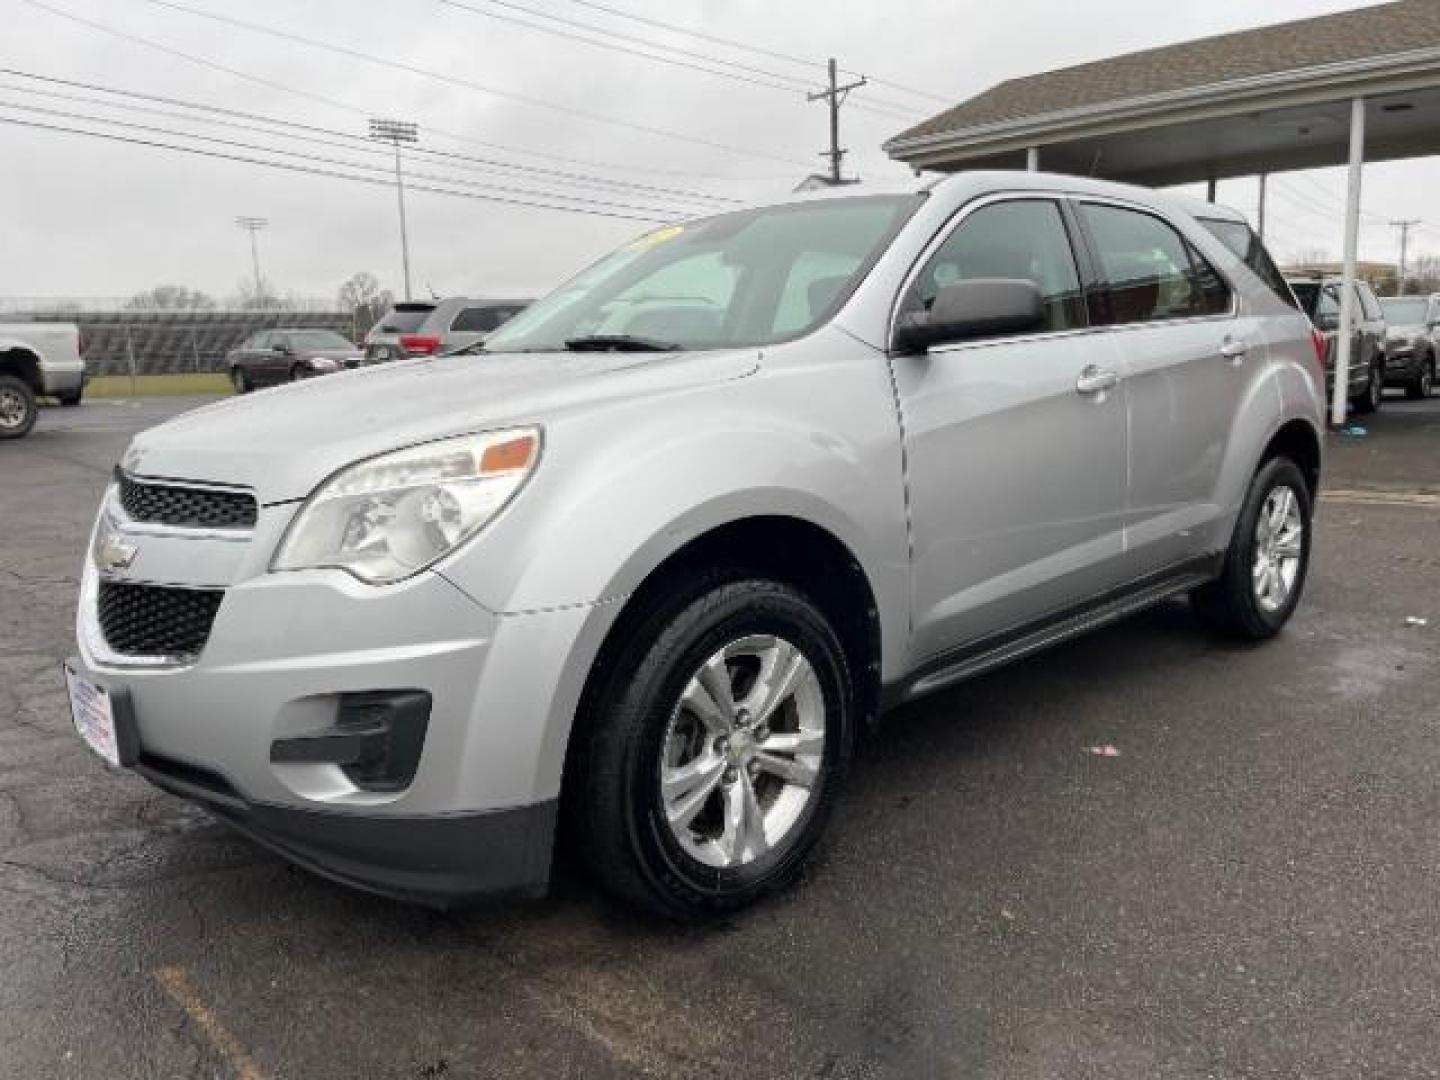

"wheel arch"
[0,346,43,393]
[1260,418,1322,498]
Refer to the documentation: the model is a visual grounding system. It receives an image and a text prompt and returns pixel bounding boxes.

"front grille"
[97,581,224,658]
[118,473,257,530]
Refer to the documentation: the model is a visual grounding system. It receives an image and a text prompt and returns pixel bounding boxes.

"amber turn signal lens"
[480,434,536,473]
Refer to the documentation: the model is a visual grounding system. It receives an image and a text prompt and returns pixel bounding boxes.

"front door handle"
[1075,365,1120,395]
[1220,339,1249,363]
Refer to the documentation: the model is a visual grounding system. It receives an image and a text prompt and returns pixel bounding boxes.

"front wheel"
[230,367,251,394]
[0,374,37,439]
[1406,355,1435,400]
[1192,457,1312,639]
[572,577,856,920]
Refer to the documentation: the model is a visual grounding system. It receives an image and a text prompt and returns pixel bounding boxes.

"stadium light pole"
[369,118,419,301]
[234,216,268,303]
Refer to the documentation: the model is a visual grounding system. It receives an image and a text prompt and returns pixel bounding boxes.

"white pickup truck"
[0,322,85,438]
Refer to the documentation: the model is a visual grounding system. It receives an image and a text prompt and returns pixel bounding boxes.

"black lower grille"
[97,581,224,658]
[118,473,257,530]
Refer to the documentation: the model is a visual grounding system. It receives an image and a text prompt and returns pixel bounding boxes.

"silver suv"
[67,173,1324,918]
[364,297,530,362]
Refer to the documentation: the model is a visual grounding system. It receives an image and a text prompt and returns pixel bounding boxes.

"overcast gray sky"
[3,0,1433,305]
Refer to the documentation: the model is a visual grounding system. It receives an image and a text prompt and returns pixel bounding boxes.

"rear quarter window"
[1197,217,1297,309]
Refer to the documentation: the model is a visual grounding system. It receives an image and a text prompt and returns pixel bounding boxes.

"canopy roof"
[886,0,1440,185]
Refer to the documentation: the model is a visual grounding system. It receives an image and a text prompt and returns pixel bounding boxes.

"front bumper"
[73,489,603,905]
[1383,350,1421,382]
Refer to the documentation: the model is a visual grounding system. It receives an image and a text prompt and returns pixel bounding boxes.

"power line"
[119,0,813,167]
[441,0,818,94]
[553,0,952,104]
[0,69,740,207]
[440,0,929,118]
[15,0,787,183]
[0,100,692,218]
[0,112,671,222]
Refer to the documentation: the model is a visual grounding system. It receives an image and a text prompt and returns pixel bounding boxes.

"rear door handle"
[1220,339,1249,362]
[1075,366,1120,395]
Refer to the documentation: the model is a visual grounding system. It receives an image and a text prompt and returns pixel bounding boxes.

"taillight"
[399,334,441,356]
[1310,327,1328,373]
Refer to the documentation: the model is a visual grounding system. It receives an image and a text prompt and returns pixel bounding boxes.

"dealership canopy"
[886,0,1440,424]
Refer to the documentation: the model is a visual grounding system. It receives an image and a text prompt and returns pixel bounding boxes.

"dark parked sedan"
[227,329,363,393]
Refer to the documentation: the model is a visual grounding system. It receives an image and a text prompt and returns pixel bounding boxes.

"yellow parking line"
[154,966,266,1080]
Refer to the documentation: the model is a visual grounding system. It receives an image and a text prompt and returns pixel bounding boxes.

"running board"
[891,563,1217,707]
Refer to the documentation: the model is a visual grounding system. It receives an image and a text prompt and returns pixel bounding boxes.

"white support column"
[1332,96,1366,427]
[1025,146,1039,171]
[1257,173,1268,241]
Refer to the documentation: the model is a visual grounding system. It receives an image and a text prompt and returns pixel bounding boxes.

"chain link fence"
[2,304,357,376]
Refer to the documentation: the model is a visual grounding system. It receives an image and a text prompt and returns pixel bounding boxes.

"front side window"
[899,198,1086,334]
[1080,203,1231,324]
[485,195,922,353]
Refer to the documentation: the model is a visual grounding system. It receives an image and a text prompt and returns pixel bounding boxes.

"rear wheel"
[289,363,306,382]
[230,367,251,394]
[572,576,856,920]
[1192,457,1311,639]
[0,375,37,439]
[1405,354,1434,400]
[1352,359,1383,414]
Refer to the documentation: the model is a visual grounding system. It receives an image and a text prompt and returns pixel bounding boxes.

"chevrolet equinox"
[67,173,1325,918]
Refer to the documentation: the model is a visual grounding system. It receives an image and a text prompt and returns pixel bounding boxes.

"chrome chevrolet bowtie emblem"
[95,533,138,573]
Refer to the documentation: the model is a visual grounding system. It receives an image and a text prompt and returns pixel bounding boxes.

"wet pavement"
[2,392,1439,1078]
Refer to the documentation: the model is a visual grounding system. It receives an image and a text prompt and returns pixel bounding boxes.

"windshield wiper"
[562,334,679,353]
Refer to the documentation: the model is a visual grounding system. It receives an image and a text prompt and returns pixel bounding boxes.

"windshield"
[288,330,354,350]
[484,194,923,353]
[1381,297,1428,325]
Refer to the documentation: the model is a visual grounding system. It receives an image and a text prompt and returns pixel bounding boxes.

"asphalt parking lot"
[3,393,1439,1079]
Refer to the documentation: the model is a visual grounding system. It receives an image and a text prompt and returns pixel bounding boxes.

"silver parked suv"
[67,173,1325,918]
[364,297,530,362]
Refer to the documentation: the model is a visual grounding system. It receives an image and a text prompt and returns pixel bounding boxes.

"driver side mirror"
[272,340,292,355]
[894,279,1046,354]
[1314,313,1340,332]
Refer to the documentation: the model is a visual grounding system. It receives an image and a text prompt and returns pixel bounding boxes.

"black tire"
[1405,355,1434,400]
[0,374,38,439]
[1352,360,1383,414]
[56,390,82,407]
[1192,457,1312,640]
[572,576,856,920]
[289,364,306,382]
[230,367,251,394]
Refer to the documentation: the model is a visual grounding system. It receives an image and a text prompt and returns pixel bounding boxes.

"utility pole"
[369,118,419,301]
[807,59,866,185]
[234,216,268,303]
[1390,218,1422,293]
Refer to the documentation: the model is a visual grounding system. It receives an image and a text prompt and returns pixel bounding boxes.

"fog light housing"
[270,690,430,792]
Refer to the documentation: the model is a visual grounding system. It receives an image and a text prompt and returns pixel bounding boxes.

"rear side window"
[1079,203,1231,324]
[451,306,511,333]
[1198,217,1298,309]
[377,305,434,333]
[902,198,1087,334]
[1358,284,1383,321]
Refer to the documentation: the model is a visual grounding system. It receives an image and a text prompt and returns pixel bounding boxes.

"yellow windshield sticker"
[626,224,684,250]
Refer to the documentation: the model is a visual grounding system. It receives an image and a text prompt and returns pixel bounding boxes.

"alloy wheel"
[659,634,825,869]
[1253,484,1304,614]
[0,386,26,430]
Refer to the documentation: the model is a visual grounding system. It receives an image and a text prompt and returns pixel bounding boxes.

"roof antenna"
[1088,150,1104,177]
[423,280,442,301]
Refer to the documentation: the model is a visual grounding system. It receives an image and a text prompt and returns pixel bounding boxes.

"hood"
[123,349,759,502]
[1386,323,1425,341]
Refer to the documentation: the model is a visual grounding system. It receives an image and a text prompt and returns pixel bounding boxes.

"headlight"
[309,356,341,371]
[272,427,540,583]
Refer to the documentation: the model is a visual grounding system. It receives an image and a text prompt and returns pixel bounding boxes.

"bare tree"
[1406,254,1440,295]
[337,272,394,337]
[124,285,217,311]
